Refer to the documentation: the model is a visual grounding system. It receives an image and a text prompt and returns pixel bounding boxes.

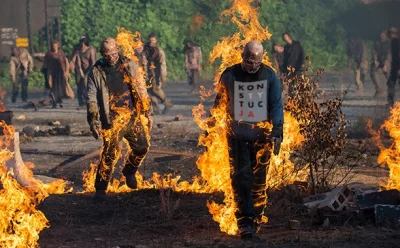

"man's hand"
[65,72,71,81]
[147,115,153,133]
[271,137,282,155]
[90,125,101,140]
[374,60,379,68]
[383,65,389,73]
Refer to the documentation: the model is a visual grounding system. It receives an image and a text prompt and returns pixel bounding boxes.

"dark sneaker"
[93,190,107,202]
[125,174,138,189]
[239,225,254,240]
[162,101,174,115]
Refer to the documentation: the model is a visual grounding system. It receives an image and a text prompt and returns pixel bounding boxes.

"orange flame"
[0,122,71,247]
[193,0,304,235]
[370,103,400,190]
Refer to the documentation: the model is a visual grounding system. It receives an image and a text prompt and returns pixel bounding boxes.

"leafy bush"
[55,0,360,80]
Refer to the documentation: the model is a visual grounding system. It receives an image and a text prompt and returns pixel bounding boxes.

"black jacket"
[283,41,304,73]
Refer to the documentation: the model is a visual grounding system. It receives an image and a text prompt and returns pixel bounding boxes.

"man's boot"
[124,173,138,190]
[93,190,107,202]
[162,99,174,114]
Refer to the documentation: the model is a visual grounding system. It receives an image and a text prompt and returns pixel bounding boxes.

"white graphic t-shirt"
[234,79,268,122]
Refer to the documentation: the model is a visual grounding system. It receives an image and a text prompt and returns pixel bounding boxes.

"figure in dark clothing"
[370,30,391,97]
[282,33,304,96]
[184,40,202,93]
[143,33,174,114]
[70,36,97,107]
[9,47,33,103]
[387,27,400,107]
[271,42,285,76]
[87,37,153,201]
[212,41,284,240]
[347,36,368,92]
[43,41,75,108]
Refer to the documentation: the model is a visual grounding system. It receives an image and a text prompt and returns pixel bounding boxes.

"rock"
[22,126,37,137]
[15,115,25,121]
[288,220,300,230]
[174,114,183,121]
[157,123,166,128]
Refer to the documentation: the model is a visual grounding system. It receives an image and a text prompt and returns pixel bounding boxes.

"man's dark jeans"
[228,138,271,230]
[387,66,400,107]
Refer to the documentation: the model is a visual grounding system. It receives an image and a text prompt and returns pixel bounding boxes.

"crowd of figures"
[9,27,400,109]
[8,34,203,113]
[345,27,400,107]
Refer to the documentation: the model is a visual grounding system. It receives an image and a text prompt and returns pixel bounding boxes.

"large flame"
[370,103,400,190]
[0,122,71,247]
[80,28,213,194]
[193,0,303,235]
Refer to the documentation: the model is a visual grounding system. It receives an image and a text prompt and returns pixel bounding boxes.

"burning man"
[347,36,368,93]
[387,27,400,107]
[213,41,283,239]
[143,32,174,114]
[43,40,75,108]
[370,30,391,98]
[184,40,202,93]
[87,37,153,201]
[9,47,33,103]
[70,36,97,107]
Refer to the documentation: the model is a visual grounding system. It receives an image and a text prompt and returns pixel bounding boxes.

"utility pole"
[26,0,32,53]
[45,0,50,50]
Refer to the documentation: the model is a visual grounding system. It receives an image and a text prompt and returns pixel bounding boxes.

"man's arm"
[185,51,189,72]
[27,51,34,73]
[90,47,97,67]
[86,69,99,121]
[296,42,305,71]
[159,48,167,82]
[198,47,203,70]
[347,41,353,69]
[10,58,17,83]
[268,70,284,138]
[69,49,78,72]
[372,41,378,64]
[86,68,101,139]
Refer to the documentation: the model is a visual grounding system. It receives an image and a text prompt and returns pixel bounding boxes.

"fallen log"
[49,149,196,173]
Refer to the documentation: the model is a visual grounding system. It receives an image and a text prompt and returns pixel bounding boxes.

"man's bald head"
[241,41,264,74]
[100,37,119,65]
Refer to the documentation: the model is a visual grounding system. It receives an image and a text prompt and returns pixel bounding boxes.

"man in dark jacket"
[347,36,368,92]
[87,37,153,201]
[70,36,97,107]
[282,33,304,96]
[143,33,174,114]
[387,27,400,107]
[213,41,283,239]
[370,30,391,97]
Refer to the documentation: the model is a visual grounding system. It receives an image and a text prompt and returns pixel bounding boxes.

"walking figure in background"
[370,30,391,98]
[212,41,283,240]
[43,41,75,108]
[70,36,97,107]
[144,33,174,114]
[184,40,202,94]
[87,37,153,201]
[9,47,33,103]
[347,36,368,93]
[282,32,304,96]
[387,27,400,107]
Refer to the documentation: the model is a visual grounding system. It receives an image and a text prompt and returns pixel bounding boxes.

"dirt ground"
[3,72,400,247]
